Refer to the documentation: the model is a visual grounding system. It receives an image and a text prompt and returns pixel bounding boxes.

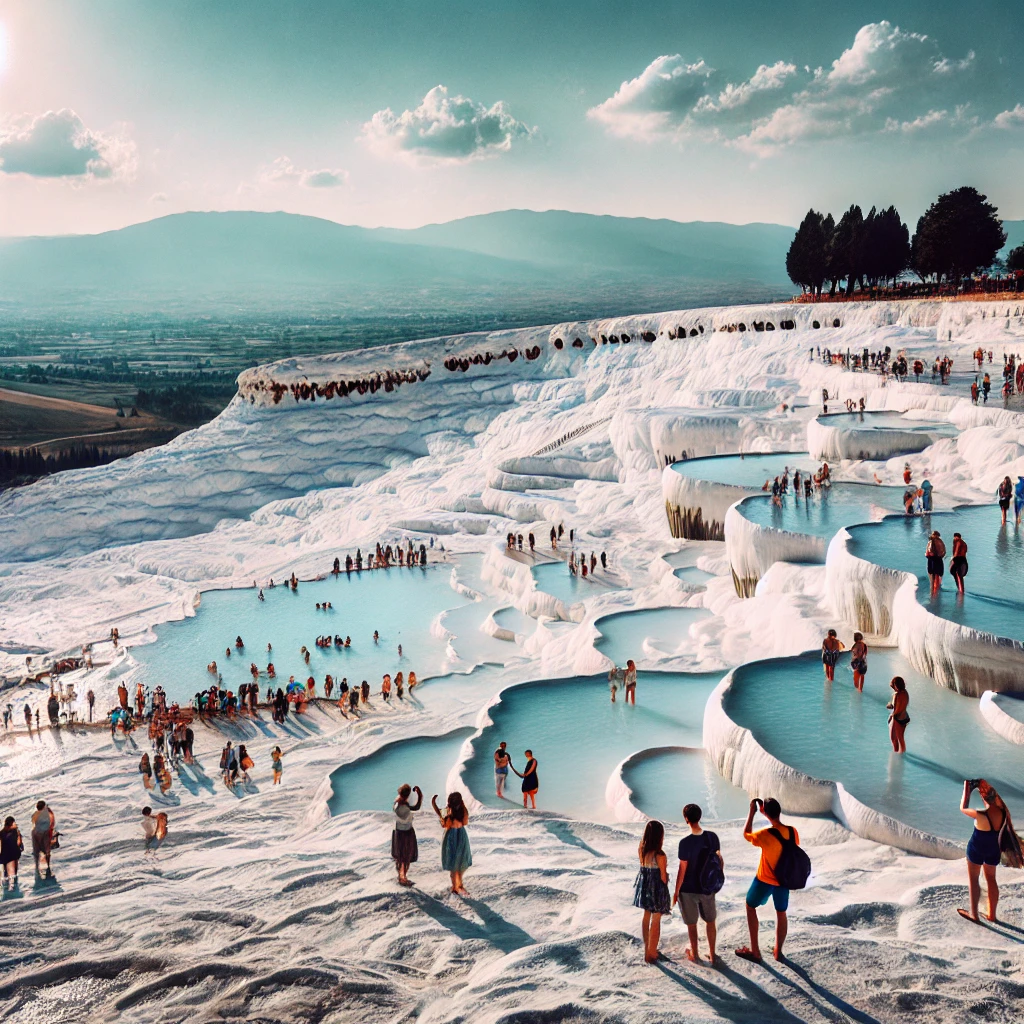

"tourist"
[407,671,418,691]
[1,815,23,888]
[736,797,808,963]
[958,779,1022,923]
[382,674,392,702]
[360,680,370,704]
[1015,476,1024,527]
[271,746,283,784]
[30,800,55,877]
[494,741,511,797]
[23,704,31,735]
[431,791,471,895]
[821,629,843,683]
[925,531,946,594]
[87,689,95,722]
[513,749,539,809]
[392,783,423,886]
[850,632,867,691]
[673,803,723,963]
[608,667,618,703]
[886,676,910,753]
[633,819,671,964]
[139,752,154,790]
[141,806,160,851]
[623,660,637,705]
[238,744,254,783]
[998,476,1013,526]
[220,742,234,787]
[395,672,404,699]
[950,533,969,594]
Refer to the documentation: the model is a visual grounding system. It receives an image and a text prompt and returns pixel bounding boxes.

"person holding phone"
[958,779,1019,923]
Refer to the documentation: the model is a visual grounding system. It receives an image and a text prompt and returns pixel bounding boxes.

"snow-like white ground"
[2,298,1024,1022]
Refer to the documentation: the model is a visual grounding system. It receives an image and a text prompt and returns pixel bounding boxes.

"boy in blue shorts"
[736,797,798,962]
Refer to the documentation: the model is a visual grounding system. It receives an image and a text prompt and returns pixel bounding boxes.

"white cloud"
[0,108,136,179]
[588,21,997,153]
[261,156,348,189]
[150,191,168,203]
[361,85,535,164]
[994,104,1024,130]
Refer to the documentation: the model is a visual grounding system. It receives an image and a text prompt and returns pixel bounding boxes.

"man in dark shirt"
[672,803,723,963]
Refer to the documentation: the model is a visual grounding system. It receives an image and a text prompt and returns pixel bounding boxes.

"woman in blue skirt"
[432,791,472,895]
[634,819,671,963]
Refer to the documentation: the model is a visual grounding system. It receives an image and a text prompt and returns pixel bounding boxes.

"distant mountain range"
[2,209,1019,321]
[0,210,797,317]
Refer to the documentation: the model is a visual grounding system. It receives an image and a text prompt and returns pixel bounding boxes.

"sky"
[0,0,1023,236]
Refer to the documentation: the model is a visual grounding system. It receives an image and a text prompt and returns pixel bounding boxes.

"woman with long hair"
[925,530,946,595]
[624,660,637,705]
[633,819,671,963]
[392,783,423,886]
[958,779,1021,922]
[432,791,471,894]
[821,629,844,683]
[886,676,909,753]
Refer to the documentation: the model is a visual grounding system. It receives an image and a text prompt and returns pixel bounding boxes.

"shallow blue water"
[594,607,711,667]
[532,560,620,606]
[847,505,1024,642]
[739,484,907,540]
[624,748,750,823]
[133,566,472,705]
[674,566,716,587]
[461,671,726,821]
[724,648,1024,839]
[670,452,816,487]
[328,728,474,814]
[819,411,957,435]
[492,606,536,634]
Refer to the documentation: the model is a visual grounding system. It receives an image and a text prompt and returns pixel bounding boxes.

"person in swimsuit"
[623,660,637,705]
[272,746,283,784]
[30,801,55,877]
[849,632,867,691]
[998,476,1013,525]
[886,676,910,753]
[950,533,968,594]
[513,750,539,809]
[925,530,946,594]
[493,742,511,798]
[821,629,844,683]
[958,779,1017,923]
[633,819,671,964]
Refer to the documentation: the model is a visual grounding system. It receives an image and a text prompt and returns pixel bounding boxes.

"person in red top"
[736,797,798,963]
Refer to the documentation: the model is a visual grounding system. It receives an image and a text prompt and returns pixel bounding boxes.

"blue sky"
[1,1,1022,235]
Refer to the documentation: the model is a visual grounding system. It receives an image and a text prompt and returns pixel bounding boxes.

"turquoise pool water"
[739,483,907,540]
[461,671,726,821]
[724,648,1024,839]
[670,452,817,487]
[328,728,474,814]
[623,748,750,823]
[493,606,535,634]
[819,411,957,436]
[674,566,716,587]
[133,566,473,705]
[532,561,620,606]
[847,505,1024,642]
[594,607,711,666]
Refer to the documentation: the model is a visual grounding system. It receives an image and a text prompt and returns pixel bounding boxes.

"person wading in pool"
[736,797,808,963]
[998,475,1013,525]
[886,676,910,753]
[958,779,1022,923]
[950,533,969,594]
[493,742,512,798]
[849,632,867,691]
[512,750,539,809]
[821,629,844,683]
[623,660,637,704]
[926,530,946,594]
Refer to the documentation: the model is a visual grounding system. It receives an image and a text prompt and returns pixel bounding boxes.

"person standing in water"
[849,632,867,691]
[623,660,637,705]
[926,530,946,594]
[513,750,539,809]
[432,791,471,895]
[493,742,511,798]
[950,533,969,594]
[886,676,910,753]
[633,819,671,964]
[821,629,844,683]
[392,783,423,886]
[997,476,1013,526]
[958,779,1021,923]
[1015,476,1024,527]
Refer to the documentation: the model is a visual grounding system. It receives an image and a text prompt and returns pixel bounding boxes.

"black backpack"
[770,827,811,889]
[697,838,725,895]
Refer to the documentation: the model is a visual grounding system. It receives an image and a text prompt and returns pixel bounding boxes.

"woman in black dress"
[633,819,671,963]
[513,750,539,809]
[1,816,24,888]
